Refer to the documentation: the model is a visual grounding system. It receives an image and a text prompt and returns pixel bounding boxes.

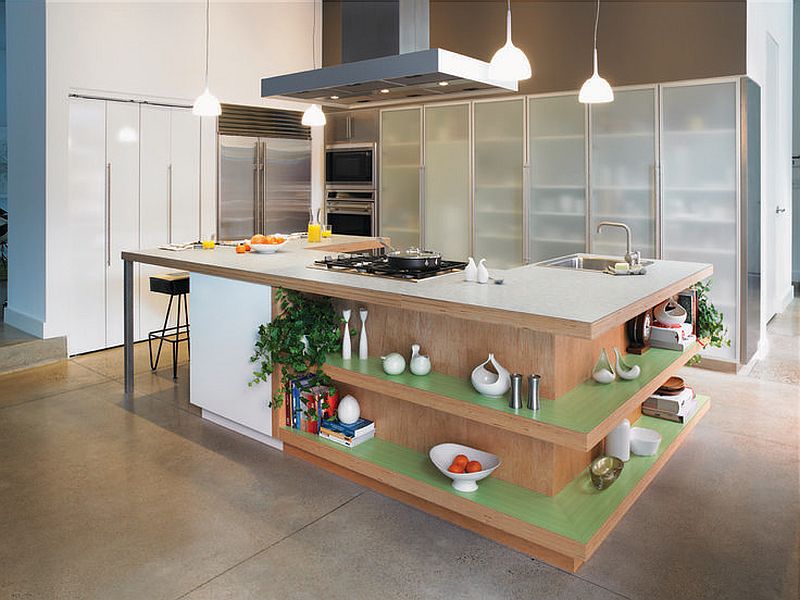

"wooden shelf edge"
[278,427,586,560]
[584,342,701,449]
[324,362,586,449]
[325,342,700,452]
[582,397,711,561]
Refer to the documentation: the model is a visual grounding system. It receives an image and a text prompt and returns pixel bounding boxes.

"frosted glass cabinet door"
[424,103,470,260]
[473,99,524,268]
[661,82,738,361]
[590,89,656,257]
[528,95,586,262]
[380,108,421,250]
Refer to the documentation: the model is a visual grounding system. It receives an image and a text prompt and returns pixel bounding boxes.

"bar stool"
[148,272,190,379]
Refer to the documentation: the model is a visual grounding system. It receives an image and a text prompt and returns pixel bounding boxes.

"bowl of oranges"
[249,234,288,254]
[429,443,501,493]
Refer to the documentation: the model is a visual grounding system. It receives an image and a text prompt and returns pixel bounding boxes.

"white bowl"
[429,443,501,493]
[630,427,662,456]
[249,239,288,253]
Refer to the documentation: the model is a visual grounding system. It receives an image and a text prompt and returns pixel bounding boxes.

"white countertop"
[122,236,712,339]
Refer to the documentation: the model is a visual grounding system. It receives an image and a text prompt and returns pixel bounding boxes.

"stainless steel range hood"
[260,0,517,108]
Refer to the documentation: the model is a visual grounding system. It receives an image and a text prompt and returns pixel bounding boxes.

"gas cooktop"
[313,250,467,281]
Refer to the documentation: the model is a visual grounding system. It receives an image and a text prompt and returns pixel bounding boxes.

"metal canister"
[509,373,523,409]
[527,374,541,411]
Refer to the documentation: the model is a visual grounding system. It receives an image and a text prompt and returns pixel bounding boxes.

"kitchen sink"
[536,253,653,272]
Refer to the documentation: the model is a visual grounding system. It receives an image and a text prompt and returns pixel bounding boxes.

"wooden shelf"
[324,343,700,451]
[280,396,710,571]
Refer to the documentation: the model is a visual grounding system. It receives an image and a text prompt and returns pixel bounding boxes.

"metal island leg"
[123,258,134,394]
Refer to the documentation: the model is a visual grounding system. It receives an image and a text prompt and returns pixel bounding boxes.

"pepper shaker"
[527,374,541,411]
[509,373,523,409]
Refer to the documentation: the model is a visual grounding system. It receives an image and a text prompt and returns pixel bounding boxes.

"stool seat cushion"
[150,272,190,295]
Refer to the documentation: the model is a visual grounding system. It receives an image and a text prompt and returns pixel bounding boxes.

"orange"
[452,454,469,469]
[251,234,268,245]
[447,463,465,474]
[235,244,246,254]
[465,461,482,473]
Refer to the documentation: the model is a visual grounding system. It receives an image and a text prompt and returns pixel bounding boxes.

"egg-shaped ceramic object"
[337,394,360,425]
[381,352,407,375]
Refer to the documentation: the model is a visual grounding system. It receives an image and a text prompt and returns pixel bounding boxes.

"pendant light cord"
[593,0,600,51]
[204,0,210,87]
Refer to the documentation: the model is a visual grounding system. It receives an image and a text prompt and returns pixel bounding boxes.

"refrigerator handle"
[167,164,173,245]
[260,140,267,233]
[106,162,112,267]
[253,142,260,235]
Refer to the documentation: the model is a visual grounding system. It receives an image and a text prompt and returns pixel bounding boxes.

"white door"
[67,99,107,355]
[765,35,780,319]
[138,105,172,340]
[105,102,141,347]
[170,109,201,245]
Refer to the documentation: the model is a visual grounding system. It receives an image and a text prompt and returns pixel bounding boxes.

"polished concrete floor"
[1,305,798,599]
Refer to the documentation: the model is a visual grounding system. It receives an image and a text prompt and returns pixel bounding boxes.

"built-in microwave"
[325,144,375,188]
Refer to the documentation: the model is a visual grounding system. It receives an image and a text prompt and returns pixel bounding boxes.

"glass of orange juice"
[322,224,333,238]
[308,222,321,243]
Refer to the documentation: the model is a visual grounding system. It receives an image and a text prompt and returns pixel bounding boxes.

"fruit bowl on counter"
[429,443,501,493]
[249,234,288,253]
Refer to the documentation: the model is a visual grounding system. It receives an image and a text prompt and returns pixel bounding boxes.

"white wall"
[793,0,800,283]
[7,0,319,338]
[747,0,794,323]
[5,0,46,335]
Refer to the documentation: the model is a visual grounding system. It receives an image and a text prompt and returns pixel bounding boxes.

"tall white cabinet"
[67,98,201,355]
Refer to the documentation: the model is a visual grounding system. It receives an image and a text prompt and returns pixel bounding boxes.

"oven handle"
[326,202,374,214]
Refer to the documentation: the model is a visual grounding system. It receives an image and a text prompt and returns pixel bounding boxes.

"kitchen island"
[121,236,712,571]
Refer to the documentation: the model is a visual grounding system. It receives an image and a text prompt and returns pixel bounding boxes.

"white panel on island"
[189,273,280,450]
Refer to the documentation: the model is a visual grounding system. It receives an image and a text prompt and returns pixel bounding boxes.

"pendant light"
[579,0,614,104]
[302,2,326,127]
[193,0,221,116]
[489,0,532,82]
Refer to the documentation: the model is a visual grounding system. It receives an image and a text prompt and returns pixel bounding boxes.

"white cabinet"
[660,81,740,362]
[528,94,587,262]
[138,106,201,340]
[589,88,657,258]
[67,98,202,354]
[423,102,470,260]
[380,108,422,249]
[473,98,525,268]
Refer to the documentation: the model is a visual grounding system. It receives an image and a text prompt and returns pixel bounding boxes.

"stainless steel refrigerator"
[217,136,311,240]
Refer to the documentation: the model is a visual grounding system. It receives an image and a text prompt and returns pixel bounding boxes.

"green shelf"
[325,344,697,436]
[283,395,708,545]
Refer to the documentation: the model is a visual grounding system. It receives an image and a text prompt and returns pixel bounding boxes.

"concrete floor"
[0,304,798,599]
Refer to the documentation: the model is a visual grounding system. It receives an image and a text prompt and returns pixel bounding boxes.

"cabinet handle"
[776,207,786,214]
[168,164,173,244]
[106,162,112,267]
[419,166,425,247]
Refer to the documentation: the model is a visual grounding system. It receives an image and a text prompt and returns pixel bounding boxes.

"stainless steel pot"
[386,247,442,271]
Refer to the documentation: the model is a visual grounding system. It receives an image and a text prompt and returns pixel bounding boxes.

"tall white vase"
[342,309,352,360]
[606,419,631,462]
[359,308,368,360]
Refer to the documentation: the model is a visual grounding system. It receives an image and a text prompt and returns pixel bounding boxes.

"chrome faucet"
[596,221,641,267]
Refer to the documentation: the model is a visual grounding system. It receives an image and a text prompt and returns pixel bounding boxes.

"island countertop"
[122,236,712,339]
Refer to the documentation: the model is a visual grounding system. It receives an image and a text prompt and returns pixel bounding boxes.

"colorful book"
[319,417,374,437]
[319,430,375,448]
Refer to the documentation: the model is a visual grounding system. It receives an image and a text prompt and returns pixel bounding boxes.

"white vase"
[359,308,368,360]
[476,258,489,284]
[464,257,477,282]
[592,348,615,384]
[470,353,511,397]
[342,309,352,360]
[606,419,631,462]
[409,344,432,376]
[337,394,361,425]
[614,348,641,380]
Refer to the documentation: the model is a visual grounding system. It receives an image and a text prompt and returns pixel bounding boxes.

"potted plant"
[689,279,730,364]
[249,288,342,416]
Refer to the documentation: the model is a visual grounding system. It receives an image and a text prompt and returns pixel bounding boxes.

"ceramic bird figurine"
[409,344,432,376]
[477,258,489,284]
[592,348,616,384]
[464,257,478,282]
[614,348,641,380]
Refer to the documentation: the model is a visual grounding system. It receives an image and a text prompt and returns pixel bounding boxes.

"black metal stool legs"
[148,292,190,379]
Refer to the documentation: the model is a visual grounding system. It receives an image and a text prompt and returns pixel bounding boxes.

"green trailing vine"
[688,279,730,365]
[249,288,342,409]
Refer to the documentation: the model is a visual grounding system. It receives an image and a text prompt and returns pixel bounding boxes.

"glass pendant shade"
[301,103,327,127]
[579,50,614,104]
[489,8,531,81]
[192,87,222,116]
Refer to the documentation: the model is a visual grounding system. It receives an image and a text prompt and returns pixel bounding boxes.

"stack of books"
[286,376,339,435]
[643,383,698,423]
[319,417,375,448]
[650,322,696,351]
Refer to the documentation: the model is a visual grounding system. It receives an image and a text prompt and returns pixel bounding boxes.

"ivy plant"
[688,279,730,365]
[249,288,342,409]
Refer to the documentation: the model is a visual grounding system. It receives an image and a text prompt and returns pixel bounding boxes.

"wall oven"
[325,144,375,188]
[326,190,376,237]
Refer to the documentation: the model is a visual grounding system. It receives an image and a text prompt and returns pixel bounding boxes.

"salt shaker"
[509,373,523,409]
[527,374,541,411]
